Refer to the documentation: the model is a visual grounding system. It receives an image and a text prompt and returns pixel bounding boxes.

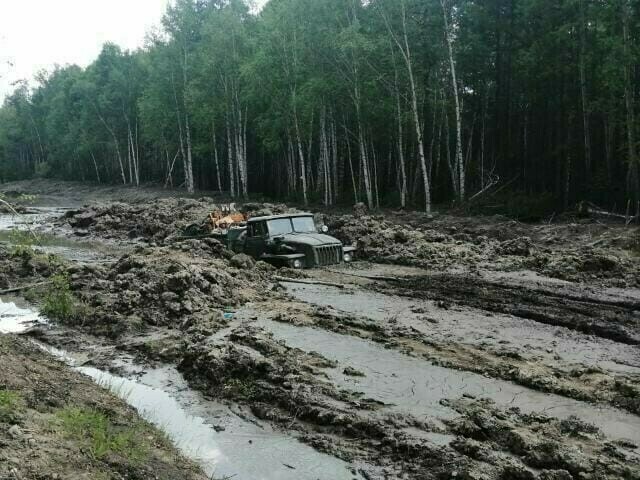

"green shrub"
[42,273,75,320]
[224,378,257,398]
[9,229,37,256]
[56,408,148,462]
[0,390,22,423]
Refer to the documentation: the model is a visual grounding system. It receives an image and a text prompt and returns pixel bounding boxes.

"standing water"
[0,301,362,480]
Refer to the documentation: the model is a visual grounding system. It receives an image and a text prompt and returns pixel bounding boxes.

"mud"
[176,312,640,479]
[383,273,640,345]
[327,213,640,287]
[1,180,640,479]
[62,240,276,337]
[61,198,221,242]
[59,197,296,243]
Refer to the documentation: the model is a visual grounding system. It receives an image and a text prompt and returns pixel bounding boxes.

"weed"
[42,273,76,321]
[56,408,148,462]
[224,378,257,398]
[8,229,37,256]
[0,390,22,423]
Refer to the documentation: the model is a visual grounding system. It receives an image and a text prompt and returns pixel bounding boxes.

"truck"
[219,213,356,269]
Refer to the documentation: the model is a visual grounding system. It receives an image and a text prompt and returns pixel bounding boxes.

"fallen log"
[273,276,347,289]
[0,281,51,295]
[580,201,639,224]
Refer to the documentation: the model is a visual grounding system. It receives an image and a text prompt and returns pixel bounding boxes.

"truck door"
[245,221,267,258]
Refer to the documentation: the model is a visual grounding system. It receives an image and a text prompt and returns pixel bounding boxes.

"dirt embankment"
[59,198,296,243]
[0,334,207,480]
[0,238,276,339]
[328,213,640,287]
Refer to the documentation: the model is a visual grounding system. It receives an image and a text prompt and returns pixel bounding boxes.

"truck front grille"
[314,245,342,266]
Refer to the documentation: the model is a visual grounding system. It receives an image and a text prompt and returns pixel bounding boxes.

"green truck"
[221,213,356,269]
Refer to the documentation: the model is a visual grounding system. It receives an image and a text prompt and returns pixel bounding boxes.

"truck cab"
[230,213,355,269]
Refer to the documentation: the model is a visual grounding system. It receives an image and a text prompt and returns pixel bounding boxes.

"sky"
[0,0,268,102]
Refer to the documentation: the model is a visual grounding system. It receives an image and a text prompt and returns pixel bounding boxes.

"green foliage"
[224,377,257,399]
[9,229,37,256]
[0,390,22,423]
[56,408,148,462]
[42,273,76,321]
[0,0,638,208]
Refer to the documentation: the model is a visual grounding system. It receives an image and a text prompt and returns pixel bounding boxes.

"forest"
[0,0,638,216]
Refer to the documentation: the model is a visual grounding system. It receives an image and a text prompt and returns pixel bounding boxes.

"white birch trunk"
[293,91,308,206]
[96,110,126,185]
[441,0,465,201]
[226,115,236,198]
[212,122,222,192]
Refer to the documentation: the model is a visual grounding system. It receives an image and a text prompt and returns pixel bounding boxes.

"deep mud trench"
[1,182,640,480]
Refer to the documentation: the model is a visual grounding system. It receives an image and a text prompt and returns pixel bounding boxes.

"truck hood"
[280,233,342,247]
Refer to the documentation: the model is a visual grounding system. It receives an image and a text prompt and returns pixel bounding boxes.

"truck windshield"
[267,218,293,236]
[292,216,317,233]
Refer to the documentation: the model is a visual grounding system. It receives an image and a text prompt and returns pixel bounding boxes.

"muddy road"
[1,180,640,479]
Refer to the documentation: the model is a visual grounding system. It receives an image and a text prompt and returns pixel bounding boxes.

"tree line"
[0,0,638,215]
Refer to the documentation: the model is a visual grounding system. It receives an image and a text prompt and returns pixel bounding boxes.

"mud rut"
[2,204,640,479]
[386,273,640,345]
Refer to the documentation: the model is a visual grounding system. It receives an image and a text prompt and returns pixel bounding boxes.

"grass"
[0,390,22,423]
[56,407,149,462]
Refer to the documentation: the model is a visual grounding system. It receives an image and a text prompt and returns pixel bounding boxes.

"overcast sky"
[0,0,267,102]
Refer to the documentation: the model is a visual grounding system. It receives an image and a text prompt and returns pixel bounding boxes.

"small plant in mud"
[224,378,257,399]
[42,273,77,321]
[0,390,22,423]
[8,229,37,256]
[56,408,148,462]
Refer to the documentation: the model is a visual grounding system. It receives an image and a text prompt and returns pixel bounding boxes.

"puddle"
[79,365,360,480]
[0,207,69,231]
[1,300,362,480]
[284,283,640,374]
[251,314,640,445]
[35,244,115,263]
[0,297,44,333]
[0,215,121,263]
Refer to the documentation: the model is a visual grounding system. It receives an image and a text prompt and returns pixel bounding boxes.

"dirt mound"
[62,197,220,242]
[61,199,302,243]
[240,202,297,217]
[328,214,640,286]
[64,240,274,337]
[0,247,62,290]
[327,214,491,270]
